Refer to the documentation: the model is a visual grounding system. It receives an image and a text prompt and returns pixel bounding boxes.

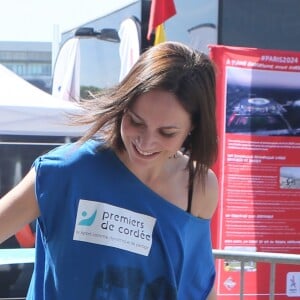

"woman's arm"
[0,168,40,244]
[192,168,219,219]
[193,170,219,299]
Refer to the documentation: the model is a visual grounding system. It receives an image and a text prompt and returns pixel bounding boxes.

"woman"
[0,41,218,299]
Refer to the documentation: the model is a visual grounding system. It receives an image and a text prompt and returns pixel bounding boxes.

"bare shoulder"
[192,168,219,219]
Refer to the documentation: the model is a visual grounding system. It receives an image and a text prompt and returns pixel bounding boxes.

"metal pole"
[269,262,275,300]
[240,261,245,300]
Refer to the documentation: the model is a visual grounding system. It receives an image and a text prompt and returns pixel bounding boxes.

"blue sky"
[0,0,217,44]
[0,0,136,42]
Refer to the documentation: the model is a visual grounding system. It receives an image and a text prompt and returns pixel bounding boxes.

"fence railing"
[1,248,300,299]
[213,249,300,300]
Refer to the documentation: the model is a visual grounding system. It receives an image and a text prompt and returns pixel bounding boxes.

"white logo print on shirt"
[73,199,157,256]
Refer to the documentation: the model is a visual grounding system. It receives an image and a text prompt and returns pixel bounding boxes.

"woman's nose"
[136,130,156,149]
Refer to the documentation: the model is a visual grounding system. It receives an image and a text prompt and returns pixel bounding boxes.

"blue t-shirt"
[27,140,215,299]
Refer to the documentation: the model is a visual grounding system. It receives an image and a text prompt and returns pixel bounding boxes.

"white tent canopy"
[0,64,86,136]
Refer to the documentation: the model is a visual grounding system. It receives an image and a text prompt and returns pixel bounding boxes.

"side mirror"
[74,27,120,43]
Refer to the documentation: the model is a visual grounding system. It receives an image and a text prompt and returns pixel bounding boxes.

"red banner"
[210,45,300,299]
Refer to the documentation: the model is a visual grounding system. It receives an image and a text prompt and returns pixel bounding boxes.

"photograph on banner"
[210,45,300,299]
[225,67,300,136]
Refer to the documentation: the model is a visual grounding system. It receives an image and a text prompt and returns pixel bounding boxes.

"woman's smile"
[132,141,160,158]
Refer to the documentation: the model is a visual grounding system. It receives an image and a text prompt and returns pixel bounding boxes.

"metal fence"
[1,248,300,299]
[213,249,300,299]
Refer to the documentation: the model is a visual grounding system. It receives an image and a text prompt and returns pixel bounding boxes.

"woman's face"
[120,90,192,168]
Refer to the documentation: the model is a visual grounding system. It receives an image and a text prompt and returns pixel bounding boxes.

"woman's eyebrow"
[128,109,180,130]
[127,109,143,120]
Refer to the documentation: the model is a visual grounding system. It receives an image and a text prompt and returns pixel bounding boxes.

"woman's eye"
[160,131,176,138]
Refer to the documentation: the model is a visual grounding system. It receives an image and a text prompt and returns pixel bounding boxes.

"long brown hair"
[74,41,218,183]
